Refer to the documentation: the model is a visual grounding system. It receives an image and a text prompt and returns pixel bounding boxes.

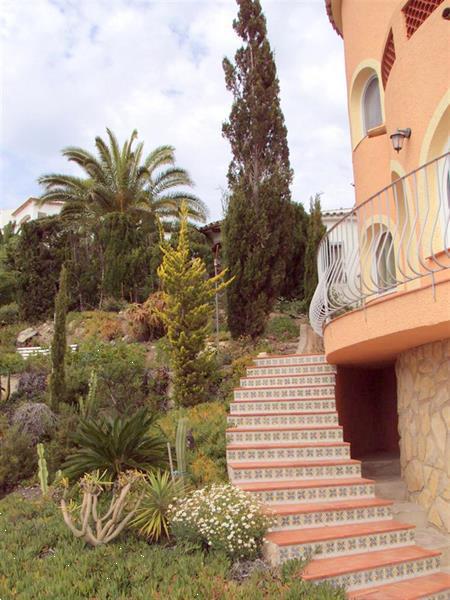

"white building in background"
[0,198,63,230]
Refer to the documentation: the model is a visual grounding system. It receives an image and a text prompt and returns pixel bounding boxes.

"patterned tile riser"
[226,445,350,463]
[425,593,450,600]
[226,428,343,444]
[310,556,441,592]
[240,375,336,388]
[234,386,335,401]
[270,506,393,530]
[247,364,336,377]
[278,529,416,561]
[227,413,339,427]
[229,399,336,414]
[251,483,376,505]
[253,355,326,367]
[230,463,361,483]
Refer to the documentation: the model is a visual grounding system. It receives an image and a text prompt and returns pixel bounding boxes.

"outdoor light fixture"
[390,128,411,153]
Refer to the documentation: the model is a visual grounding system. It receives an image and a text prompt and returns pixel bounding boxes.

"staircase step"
[229,398,336,414]
[266,521,415,560]
[268,498,393,529]
[300,546,441,592]
[253,353,326,367]
[247,363,336,377]
[227,411,339,428]
[226,441,350,463]
[226,425,343,444]
[347,572,450,599]
[240,373,335,388]
[228,458,361,483]
[238,477,376,504]
[234,383,335,401]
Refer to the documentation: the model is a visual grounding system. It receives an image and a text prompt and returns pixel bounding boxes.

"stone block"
[404,459,424,493]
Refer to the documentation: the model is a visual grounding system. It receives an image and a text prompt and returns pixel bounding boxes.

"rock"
[35,321,54,346]
[428,505,444,530]
[296,323,324,354]
[431,412,446,456]
[404,460,424,493]
[16,327,38,346]
[435,498,450,533]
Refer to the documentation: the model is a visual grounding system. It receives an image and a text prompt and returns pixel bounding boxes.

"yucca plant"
[131,470,186,542]
[63,409,168,480]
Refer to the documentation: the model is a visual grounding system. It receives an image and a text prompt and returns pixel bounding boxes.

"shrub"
[169,484,272,560]
[16,370,48,401]
[125,292,166,341]
[0,351,25,376]
[131,470,186,542]
[159,402,228,486]
[63,408,168,480]
[101,296,127,313]
[66,340,147,414]
[11,402,57,444]
[265,315,299,341]
[0,418,37,493]
[0,302,19,325]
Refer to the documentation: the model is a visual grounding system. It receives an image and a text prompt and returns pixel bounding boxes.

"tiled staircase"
[226,352,450,599]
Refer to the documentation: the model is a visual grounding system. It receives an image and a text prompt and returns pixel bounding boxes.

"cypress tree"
[49,265,68,412]
[303,194,326,309]
[157,203,230,407]
[281,201,309,300]
[222,0,293,338]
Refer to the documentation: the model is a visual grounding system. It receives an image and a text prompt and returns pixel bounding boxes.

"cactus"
[78,370,98,418]
[37,443,49,496]
[175,417,188,483]
[60,470,145,546]
[0,372,11,404]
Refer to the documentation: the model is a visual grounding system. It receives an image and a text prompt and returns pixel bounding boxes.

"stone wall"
[396,339,450,533]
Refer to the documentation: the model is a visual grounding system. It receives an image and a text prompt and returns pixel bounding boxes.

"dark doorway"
[335,364,399,459]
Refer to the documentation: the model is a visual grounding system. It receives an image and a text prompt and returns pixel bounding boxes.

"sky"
[0,0,354,221]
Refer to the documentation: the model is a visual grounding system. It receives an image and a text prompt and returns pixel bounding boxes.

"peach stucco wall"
[323,0,450,364]
[339,0,450,204]
[324,278,450,365]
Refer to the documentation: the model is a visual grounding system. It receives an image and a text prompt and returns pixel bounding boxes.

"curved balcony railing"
[310,152,450,336]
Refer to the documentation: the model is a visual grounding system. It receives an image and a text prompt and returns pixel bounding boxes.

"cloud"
[0,0,353,218]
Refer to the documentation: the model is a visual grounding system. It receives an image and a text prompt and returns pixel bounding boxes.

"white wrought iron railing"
[309,152,450,336]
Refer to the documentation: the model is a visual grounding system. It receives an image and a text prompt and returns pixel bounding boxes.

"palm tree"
[38,129,208,226]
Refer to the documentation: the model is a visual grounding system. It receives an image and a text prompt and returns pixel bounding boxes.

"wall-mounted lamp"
[390,128,411,153]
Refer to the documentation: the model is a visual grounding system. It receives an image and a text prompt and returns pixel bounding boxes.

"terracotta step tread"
[227,425,342,432]
[248,362,330,370]
[242,373,335,380]
[347,572,450,599]
[253,352,326,359]
[227,441,349,450]
[228,411,338,417]
[266,520,414,545]
[233,396,335,403]
[229,458,360,470]
[301,546,441,580]
[234,383,334,391]
[237,477,375,491]
[268,498,393,515]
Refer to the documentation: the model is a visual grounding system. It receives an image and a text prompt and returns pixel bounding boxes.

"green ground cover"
[0,494,345,600]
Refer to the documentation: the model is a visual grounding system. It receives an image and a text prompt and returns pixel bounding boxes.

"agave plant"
[131,470,186,542]
[63,408,168,480]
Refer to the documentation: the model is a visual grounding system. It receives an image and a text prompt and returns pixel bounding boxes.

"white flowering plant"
[168,483,272,560]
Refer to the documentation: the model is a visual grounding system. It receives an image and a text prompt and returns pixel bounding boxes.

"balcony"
[309,153,450,355]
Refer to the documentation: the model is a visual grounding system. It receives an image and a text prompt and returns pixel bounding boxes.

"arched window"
[374,229,396,291]
[362,76,382,134]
